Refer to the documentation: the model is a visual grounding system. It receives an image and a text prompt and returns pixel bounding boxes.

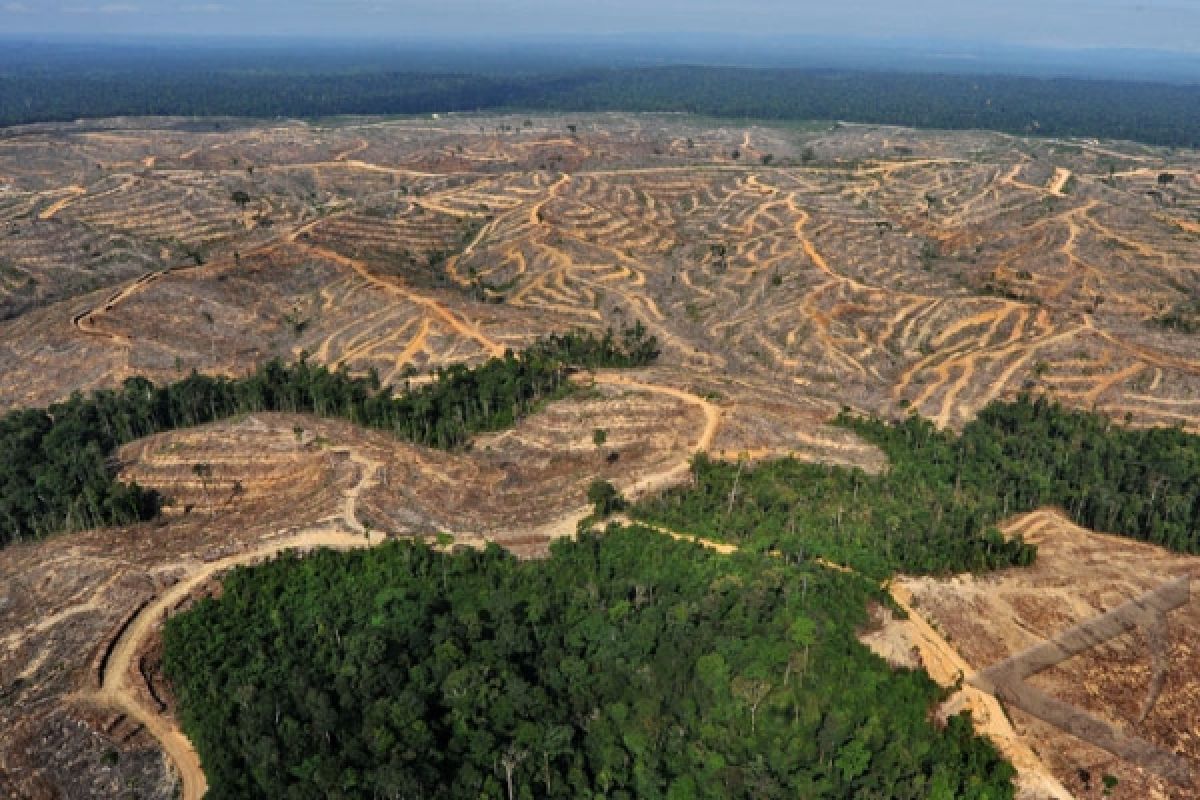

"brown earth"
[874,511,1200,800]
[3,113,1200,798]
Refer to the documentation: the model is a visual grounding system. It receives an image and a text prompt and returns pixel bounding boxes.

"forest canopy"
[163,530,1017,800]
[3,65,1200,147]
[636,395,1200,578]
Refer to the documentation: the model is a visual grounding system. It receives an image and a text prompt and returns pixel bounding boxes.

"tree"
[733,675,773,734]
[587,479,624,516]
[593,428,608,447]
[537,725,572,795]
[836,738,871,784]
[786,615,817,686]
[231,190,251,209]
[192,462,214,514]
[499,744,528,800]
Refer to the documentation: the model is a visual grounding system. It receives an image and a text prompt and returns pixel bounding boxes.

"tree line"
[163,530,1016,800]
[0,325,658,545]
[637,394,1200,577]
[856,396,1200,555]
[4,65,1200,147]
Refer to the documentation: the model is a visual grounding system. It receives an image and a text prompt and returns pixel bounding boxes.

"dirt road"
[1048,168,1073,196]
[297,241,507,358]
[87,365,719,799]
[90,446,383,800]
[885,581,1074,799]
[38,185,87,220]
[590,372,719,495]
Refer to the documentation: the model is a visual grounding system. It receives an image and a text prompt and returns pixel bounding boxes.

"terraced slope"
[3,114,1200,799]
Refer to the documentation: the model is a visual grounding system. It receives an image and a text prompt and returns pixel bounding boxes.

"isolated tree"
[225,479,244,512]
[231,190,251,209]
[192,462,214,514]
[587,479,624,516]
[1158,172,1176,186]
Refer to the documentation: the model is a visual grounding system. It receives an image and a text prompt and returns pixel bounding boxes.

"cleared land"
[874,512,1200,800]
[2,114,1200,798]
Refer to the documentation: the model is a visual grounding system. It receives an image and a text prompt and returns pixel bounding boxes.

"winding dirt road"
[589,372,720,498]
[86,367,720,799]
[90,448,383,800]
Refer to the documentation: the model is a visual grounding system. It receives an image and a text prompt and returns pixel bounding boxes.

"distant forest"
[3,63,1200,147]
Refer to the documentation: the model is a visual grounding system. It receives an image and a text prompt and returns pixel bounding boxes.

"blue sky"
[2,0,1199,52]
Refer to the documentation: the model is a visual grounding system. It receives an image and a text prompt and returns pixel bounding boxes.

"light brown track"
[589,372,720,497]
[333,139,369,162]
[528,172,571,226]
[297,241,506,359]
[71,255,221,347]
[38,185,87,219]
[89,448,384,800]
[1048,168,1072,196]
[88,368,722,798]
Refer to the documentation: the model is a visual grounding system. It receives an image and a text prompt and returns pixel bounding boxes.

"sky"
[2,0,1199,53]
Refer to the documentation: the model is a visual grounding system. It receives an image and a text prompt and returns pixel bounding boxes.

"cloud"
[61,1,137,11]
[2,2,30,11]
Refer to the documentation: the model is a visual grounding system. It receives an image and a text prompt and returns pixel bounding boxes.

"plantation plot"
[4,113,1200,798]
[892,511,1200,800]
[5,114,1200,435]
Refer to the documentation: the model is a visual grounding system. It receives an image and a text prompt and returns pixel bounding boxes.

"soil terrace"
[3,113,1200,798]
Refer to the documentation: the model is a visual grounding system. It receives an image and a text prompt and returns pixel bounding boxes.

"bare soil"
[4,113,1200,797]
[884,511,1200,800]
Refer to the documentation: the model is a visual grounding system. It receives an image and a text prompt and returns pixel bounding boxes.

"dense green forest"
[4,64,1200,147]
[0,325,658,545]
[637,395,1200,578]
[163,531,1016,800]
